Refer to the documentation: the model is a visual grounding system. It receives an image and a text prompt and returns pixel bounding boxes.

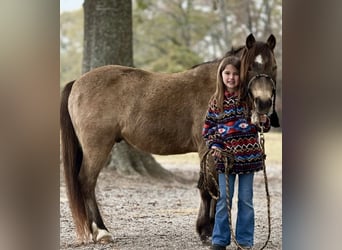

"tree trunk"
[83,0,133,72]
[82,0,171,178]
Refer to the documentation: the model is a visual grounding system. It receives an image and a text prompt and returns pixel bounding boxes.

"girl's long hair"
[210,56,247,112]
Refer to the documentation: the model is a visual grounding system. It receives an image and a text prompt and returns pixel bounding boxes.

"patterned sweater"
[202,91,270,174]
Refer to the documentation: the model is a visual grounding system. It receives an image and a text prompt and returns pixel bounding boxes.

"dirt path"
[60,162,282,250]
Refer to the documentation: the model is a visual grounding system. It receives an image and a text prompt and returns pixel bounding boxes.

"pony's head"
[240,34,279,127]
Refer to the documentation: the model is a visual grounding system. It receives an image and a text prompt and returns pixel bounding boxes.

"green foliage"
[135,0,153,10]
[146,45,202,73]
[60,9,83,89]
[133,1,219,71]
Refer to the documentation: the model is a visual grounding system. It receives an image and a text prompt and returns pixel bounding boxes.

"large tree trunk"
[82,0,171,178]
[82,0,133,72]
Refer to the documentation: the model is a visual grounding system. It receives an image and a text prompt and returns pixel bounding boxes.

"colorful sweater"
[202,91,270,174]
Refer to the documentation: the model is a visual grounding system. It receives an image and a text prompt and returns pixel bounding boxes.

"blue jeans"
[212,172,255,247]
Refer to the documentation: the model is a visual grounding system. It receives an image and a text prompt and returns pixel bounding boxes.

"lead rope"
[259,127,272,250]
[201,127,271,250]
[224,127,271,250]
[225,127,271,250]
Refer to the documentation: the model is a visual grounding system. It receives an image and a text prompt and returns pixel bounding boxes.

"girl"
[202,56,270,250]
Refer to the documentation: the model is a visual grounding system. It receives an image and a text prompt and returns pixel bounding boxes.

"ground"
[60,150,282,250]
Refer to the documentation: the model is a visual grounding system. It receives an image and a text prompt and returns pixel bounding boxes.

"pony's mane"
[190,58,221,69]
[190,45,246,70]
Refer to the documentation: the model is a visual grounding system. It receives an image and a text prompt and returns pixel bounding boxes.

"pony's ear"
[246,34,256,49]
[267,34,276,50]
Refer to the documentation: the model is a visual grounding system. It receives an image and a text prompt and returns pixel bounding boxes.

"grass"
[153,131,282,167]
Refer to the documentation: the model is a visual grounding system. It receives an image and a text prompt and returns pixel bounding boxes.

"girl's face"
[222,64,240,93]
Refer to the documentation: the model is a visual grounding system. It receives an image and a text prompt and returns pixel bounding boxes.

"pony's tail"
[60,80,89,241]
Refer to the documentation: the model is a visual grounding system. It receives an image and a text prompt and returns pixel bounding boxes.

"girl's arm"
[202,105,224,150]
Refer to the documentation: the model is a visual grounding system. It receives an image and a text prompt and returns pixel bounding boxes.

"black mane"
[191,45,246,69]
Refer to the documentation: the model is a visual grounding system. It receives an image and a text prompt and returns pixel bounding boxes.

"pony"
[60,33,278,243]
[241,35,279,127]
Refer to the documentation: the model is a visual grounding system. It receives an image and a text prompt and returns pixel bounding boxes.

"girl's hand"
[258,114,271,132]
[211,146,222,158]
[259,114,268,123]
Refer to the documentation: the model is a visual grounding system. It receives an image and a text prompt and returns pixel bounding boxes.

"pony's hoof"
[92,222,114,243]
[96,229,113,243]
[200,235,212,246]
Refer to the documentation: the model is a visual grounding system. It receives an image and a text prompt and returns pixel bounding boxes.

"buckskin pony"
[60,34,278,243]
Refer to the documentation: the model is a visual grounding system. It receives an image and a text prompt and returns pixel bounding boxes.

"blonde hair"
[210,56,243,112]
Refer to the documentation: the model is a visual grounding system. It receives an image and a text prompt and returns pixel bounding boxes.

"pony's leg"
[196,146,216,244]
[196,188,214,244]
[196,146,216,243]
[78,138,115,242]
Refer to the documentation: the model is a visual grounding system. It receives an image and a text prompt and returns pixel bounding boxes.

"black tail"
[60,80,89,241]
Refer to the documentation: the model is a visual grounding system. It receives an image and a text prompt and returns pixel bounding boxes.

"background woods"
[60,0,282,93]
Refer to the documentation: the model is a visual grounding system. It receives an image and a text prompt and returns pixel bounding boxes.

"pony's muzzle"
[254,97,272,114]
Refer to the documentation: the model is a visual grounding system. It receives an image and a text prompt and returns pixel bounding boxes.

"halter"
[247,73,277,118]
[247,73,276,97]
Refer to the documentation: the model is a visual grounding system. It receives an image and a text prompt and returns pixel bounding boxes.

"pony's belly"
[118,116,196,154]
[123,134,197,155]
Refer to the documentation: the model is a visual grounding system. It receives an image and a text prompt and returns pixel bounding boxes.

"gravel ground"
[60,161,282,250]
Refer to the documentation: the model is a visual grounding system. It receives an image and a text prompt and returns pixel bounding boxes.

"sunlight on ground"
[263,131,282,165]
